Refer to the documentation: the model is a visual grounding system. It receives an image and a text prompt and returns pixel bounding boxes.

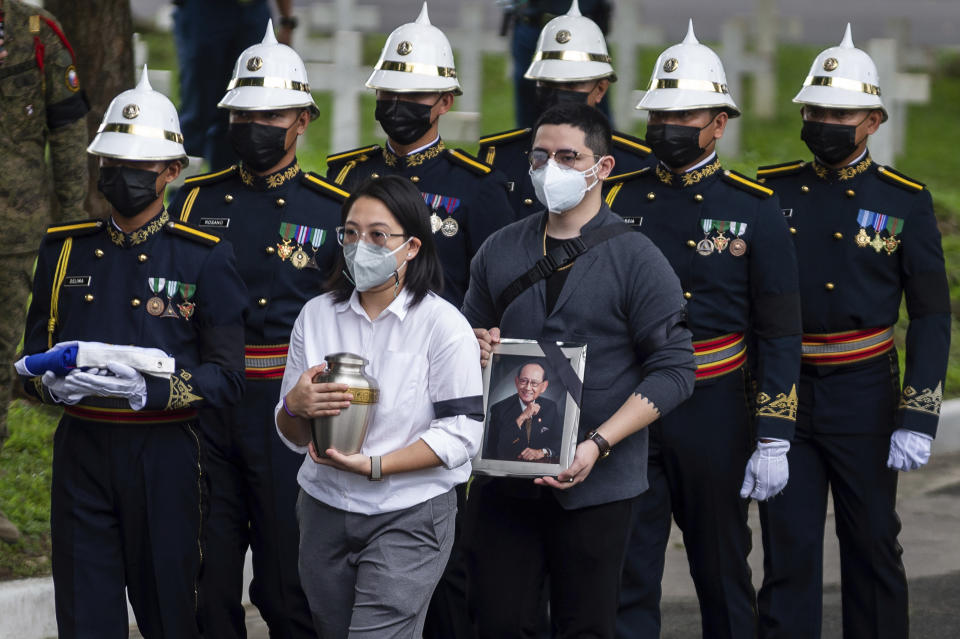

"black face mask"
[535,85,591,114]
[645,121,715,168]
[375,98,435,146]
[97,166,163,218]
[229,122,293,172]
[801,120,863,166]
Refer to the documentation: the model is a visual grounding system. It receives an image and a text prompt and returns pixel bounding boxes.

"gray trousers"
[297,487,457,639]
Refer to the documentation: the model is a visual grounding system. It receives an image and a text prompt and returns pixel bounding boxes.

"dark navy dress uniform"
[169,159,346,639]
[20,211,247,639]
[606,157,802,639]
[478,127,657,218]
[326,140,515,307]
[754,155,950,639]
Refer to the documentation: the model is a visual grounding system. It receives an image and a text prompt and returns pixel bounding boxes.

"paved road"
[131,451,960,638]
[132,0,960,46]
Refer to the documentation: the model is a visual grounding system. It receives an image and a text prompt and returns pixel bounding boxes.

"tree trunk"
[45,0,134,218]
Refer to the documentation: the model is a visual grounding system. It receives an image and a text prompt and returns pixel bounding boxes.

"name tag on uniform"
[623,216,643,229]
[781,208,793,218]
[64,276,91,287]
[505,181,515,192]
[198,217,230,228]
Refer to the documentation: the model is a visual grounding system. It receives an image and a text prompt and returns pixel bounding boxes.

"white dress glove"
[64,362,148,410]
[40,370,87,405]
[740,438,791,501]
[887,429,933,472]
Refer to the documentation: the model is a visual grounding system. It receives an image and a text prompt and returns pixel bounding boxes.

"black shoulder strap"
[496,222,631,319]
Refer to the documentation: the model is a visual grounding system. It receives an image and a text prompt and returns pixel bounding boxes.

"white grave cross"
[866,38,930,166]
[610,0,663,129]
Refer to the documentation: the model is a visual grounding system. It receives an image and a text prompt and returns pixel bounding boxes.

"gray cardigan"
[463,204,696,509]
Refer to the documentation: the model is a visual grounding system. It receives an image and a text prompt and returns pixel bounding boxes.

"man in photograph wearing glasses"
[486,361,562,462]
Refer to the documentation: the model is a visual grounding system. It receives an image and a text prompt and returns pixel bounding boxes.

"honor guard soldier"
[479,0,656,219]
[609,22,802,639]
[326,2,515,308]
[168,21,340,639]
[754,25,950,639]
[0,0,90,542]
[15,68,247,639]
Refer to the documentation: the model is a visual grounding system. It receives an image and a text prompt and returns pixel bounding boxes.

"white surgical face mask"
[529,158,602,214]
[343,238,411,293]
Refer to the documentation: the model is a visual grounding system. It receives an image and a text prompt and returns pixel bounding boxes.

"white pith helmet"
[218,20,320,119]
[524,0,616,83]
[88,66,189,166]
[793,23,888,122]
[366,2,462,95]
[635,20,740,117]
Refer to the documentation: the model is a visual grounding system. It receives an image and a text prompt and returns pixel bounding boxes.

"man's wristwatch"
[279,15,299,29]
[586,430,611,458]
[368,455,383,481]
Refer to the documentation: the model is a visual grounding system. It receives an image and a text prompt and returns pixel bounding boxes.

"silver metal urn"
[311,352,379,457]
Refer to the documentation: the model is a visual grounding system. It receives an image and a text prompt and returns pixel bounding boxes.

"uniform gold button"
[686,240,697,248]
[276,198,286,207]
[137,253,148,263]
[371,173,380,179]
[410,176,420,183]
[694,194,704,202]
[131,298,141,308]
[801,185,810,193]
[84,294,94,303]
[683,291,693,300]
[646,192,656,201]
[258,298,268,307]
[265,246,276,255]
[825,282,835,291]
[224,194,234,203]
[845,189,855,198]
[94,249,105,258]
[790,227,797,234]
[833,232,843,240]
[523,198,534,206]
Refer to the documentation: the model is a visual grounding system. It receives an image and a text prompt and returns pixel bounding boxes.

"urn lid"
[325,352,369,367]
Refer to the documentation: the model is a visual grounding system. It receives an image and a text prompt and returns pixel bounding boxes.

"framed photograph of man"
[472,338,586,477]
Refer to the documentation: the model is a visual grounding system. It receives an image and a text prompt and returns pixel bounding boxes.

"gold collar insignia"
[656,158,722,188]
[384,140,446,168]
[813,156,872,182]
[238,161,301,189]
[107,210,169,248]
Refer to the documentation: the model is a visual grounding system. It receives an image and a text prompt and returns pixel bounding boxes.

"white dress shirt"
[276,288,483,515]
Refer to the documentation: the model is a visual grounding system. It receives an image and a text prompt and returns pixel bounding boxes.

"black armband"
[47,90,90,129]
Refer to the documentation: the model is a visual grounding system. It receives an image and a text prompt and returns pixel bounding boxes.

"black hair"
[533,102,612,157]
[324,175,444,306]
[516,360,549,382]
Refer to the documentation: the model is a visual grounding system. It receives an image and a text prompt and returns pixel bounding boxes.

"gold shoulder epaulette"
[756,160,805,180]
[612,131,652,156]
[446,148,493,175]
[877,165,925,192]
[604,167,651,185]
[164,221,220,246]
[722,169,774,198]
[45,219,104,240]
[302,172,350,202]
[326,144,381,167]
[184,165,238,187]
[478,128,531,147]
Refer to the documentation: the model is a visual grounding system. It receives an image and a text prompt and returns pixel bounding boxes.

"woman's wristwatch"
[586,430,611,458]
[368,455,383,481]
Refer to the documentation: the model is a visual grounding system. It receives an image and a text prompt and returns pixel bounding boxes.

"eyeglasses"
[527,148,601,170]
[517,378,545,387]
[336,226,407,247]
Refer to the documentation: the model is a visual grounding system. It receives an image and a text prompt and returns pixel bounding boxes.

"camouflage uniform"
[0,0,89,447]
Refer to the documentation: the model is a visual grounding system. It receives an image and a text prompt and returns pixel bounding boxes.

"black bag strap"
[496,222,631,318]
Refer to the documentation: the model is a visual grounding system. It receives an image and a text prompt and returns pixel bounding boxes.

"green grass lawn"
[1,33,958,580]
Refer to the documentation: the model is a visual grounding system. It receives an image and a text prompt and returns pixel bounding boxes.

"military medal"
[869,212,888,253]
[430,213,443,234]
[729,221,747,256]
[277,222,296,261]
[147,277,166,316]
[697,219,715,255]
[441,216,459,237]
[712,220,730,253]
[883,216,904,255]
[855,209,876,248]
[162,280,180,318]
[304,228,327,270]
[177,283,197,321]
[290,225,310,269]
